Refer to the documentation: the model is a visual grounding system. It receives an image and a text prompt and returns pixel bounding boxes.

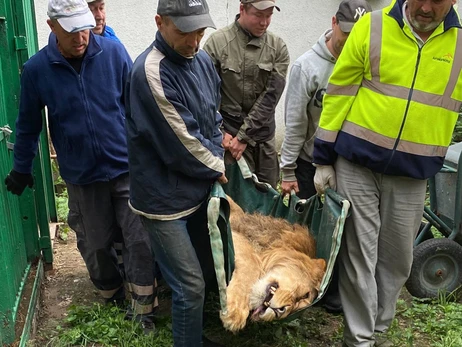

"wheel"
[406,238,462,299]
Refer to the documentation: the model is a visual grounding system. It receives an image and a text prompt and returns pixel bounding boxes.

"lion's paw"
[220,307,249,332]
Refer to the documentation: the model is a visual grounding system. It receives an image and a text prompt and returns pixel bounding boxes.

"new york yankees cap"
[240,0,280,12]
[336,0,372,33]
[157,0,215,32]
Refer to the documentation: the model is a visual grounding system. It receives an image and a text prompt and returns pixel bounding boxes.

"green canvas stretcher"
[207,158,350,319]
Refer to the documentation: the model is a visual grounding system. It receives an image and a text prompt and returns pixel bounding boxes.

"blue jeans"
[141,203,215,347]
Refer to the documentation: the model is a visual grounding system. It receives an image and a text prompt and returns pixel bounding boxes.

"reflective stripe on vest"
[366,10,462,113]
[326,12,462,113]
[321,11,462,157]
[341,120,447,157]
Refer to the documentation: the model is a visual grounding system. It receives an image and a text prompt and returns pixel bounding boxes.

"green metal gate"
[0,0,56,343]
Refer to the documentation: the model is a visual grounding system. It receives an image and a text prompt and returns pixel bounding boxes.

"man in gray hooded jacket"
[279,0,372,312]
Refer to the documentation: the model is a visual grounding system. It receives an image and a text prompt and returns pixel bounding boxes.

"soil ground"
[32,231,103,344]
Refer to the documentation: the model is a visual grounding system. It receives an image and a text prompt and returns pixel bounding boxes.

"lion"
[220,197,327,332]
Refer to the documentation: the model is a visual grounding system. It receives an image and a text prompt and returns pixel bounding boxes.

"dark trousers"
[66,173,156,315]
[294,157,317,199]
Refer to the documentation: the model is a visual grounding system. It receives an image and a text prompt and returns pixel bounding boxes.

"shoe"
[202,335,224,347]
[139,318,155,335]
[124,310,156,335]
[322,294,343,314]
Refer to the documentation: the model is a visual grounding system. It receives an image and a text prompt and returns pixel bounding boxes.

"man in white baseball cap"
[6,0,158,334]
[47,0,95,33]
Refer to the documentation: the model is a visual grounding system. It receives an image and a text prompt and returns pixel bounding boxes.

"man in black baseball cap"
[154,0,216,57]
[157,0,215,33]
[126,0,226,346]
[335,0,372,32]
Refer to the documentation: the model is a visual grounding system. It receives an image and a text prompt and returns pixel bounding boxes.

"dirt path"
[33,231,102,344]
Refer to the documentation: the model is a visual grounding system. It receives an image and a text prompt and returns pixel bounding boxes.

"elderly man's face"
[47,19,90,58]
[407,0,454,34]
[88,0,106,35]
[238,4,273,37]
[155,15,205,58]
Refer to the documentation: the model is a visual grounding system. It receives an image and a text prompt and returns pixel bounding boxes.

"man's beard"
[409,14,440,33]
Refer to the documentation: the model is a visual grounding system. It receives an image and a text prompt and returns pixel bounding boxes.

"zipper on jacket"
[53,58,108,180]
[77,62,109,180]
[384,39,422,173]
[187,61,207,122]
[384,23,451,173]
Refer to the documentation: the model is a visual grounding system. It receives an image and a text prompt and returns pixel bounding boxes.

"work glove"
[313,164,336,195]
[4,170,34,196]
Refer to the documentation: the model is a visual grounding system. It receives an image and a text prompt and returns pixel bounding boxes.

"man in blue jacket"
[4,0,156,332]
[86,0,121,43]
[125,0,226,345]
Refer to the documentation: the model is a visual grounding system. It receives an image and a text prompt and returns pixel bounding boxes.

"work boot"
[202,335,224,347]
[322,293,343,314]
[139,316,155,335]
[125,307,156,335]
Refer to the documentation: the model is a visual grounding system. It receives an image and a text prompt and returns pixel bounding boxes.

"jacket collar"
[234,15,266,48]
[388,0,462,32]
[47,31,102,63]
[153,31,195,66]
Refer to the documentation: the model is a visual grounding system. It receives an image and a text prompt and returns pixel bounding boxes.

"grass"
[386,290,462,347]
[45,304,173,347]
[451,115,462,144]
[43,288,462,347]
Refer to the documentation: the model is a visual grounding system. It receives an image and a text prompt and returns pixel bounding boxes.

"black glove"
[4,170,34,196]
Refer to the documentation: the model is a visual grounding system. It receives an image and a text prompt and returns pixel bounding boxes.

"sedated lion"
[220,197,327,332]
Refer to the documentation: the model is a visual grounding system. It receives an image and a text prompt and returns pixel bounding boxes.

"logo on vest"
[433,53,453,63]
[354,7,367,20]
[189,0,202,6]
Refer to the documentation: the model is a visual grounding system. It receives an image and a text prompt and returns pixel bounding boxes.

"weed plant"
[46,304,173,347]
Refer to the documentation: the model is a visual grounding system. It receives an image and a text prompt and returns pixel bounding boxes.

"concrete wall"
[32,0,460,148]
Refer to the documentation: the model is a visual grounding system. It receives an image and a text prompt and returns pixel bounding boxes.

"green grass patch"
[45,291,462,347]
[46,304,173,346]
[386,293,462,347]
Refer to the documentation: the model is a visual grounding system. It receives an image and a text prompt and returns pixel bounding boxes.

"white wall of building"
[32,0,460,148]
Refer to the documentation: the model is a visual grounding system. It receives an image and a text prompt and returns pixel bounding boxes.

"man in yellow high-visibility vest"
[312,0,461,346]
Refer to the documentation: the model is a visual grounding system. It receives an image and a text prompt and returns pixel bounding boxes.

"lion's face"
[221,197,328,332]
[248,254,326,321]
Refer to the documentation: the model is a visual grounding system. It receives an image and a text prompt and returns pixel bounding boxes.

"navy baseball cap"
[336,0,372,33]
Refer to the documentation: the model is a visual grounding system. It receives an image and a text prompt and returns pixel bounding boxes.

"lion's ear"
[312,259,327,291]
[316,258,327,272]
